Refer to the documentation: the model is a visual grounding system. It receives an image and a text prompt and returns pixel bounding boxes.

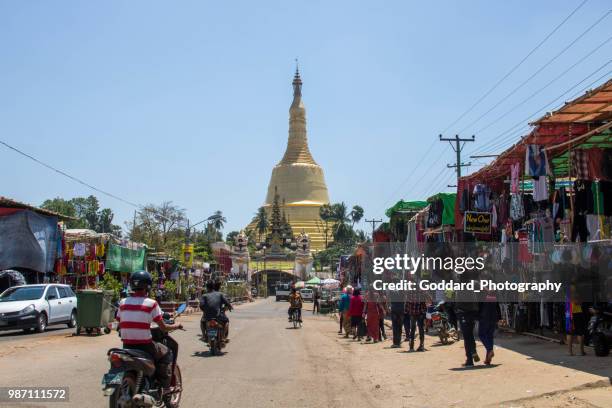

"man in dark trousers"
[390,299,406,348]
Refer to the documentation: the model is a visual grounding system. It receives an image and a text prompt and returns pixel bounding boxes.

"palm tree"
[350,205,364,227]
[319,204,334,248]
[254,207,269,242]
[331,202,351,242]
[207,210,226,232]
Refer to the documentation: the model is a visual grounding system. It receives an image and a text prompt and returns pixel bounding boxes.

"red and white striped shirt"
[116,296,162,345]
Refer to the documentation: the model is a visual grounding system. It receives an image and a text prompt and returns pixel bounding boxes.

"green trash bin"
[75,289,115,335]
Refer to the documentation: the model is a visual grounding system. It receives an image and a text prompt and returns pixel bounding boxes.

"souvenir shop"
[62,229,147,290]
[453,79,612,338]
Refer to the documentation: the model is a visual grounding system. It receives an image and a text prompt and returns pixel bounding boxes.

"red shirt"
[349,295,364,317]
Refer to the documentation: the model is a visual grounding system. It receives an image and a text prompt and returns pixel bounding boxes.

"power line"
[470,62,612,155]
[475,35,612,135]
[0,139,140,208]
[377,1,590,215]
[0,139,183,224]
[440,0,589,135]
[457,8,611,134]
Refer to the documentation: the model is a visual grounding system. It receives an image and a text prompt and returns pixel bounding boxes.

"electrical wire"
[470,62,612,155]
[457,8,611,134]
[376,1,590,215]
[0,139,141,208]
[0,139,180,223]
[439,0,589,135]
[475,35,612,135]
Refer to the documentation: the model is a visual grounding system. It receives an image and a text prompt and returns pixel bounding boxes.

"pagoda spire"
[279,65,317,166]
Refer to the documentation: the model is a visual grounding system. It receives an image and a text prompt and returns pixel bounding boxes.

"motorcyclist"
[116,270,182,393]
[288,287,303,322]
[200,280,233,342]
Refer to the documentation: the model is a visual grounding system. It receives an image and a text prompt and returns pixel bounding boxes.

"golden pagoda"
[249,67,331,251]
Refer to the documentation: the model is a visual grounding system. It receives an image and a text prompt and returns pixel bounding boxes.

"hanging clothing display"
[511,163,520,193]
[510,193,524,220]
[525,145,549,177]
[571,150,589,179]
[473,184,491,211]
[532,176,548,202]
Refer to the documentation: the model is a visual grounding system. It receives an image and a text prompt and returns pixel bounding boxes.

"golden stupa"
[249,68,331,251]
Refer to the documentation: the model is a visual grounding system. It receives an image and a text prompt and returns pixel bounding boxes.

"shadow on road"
[495,331,612,379]
[449,363,501,371]
[191,350,227,358]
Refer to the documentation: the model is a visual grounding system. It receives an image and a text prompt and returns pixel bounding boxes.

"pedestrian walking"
[406,291,427,352]
[479,290,500,365]
[378,292,388,341]
[342,286,354,337]
[313,289,320,314]
[390,298,405,348]
[349,288,364,341]
[566,284,587,356]
[364,291,381,343]
[337,287,350,334]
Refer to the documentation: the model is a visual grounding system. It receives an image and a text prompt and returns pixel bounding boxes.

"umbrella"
[322,278,340,289]
[305,277,321,285]
[294,281,305,289]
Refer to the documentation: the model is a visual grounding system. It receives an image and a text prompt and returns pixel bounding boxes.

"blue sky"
[1,1,611,234]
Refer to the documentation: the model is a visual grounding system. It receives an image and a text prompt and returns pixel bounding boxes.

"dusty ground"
[0,297,609,407]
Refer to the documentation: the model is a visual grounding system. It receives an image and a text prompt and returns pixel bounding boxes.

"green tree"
[41,198,83,228]
[207,210,226,233]
[41,195,121,233]
[130,201,186,257]
[225,230,239,246]
[254,207,269,242]
[319,204,334,248]
[350,205,364,227]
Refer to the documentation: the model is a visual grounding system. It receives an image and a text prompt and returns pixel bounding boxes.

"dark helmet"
[206,280,214,291]
[213,280,222,291]
[130,270,152,291]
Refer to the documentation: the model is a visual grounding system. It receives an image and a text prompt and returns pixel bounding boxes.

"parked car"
[300,288,314,302]
[0,284,77,333]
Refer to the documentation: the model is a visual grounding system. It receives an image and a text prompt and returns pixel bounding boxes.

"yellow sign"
[464,211,492,234]
[182,243,194,267]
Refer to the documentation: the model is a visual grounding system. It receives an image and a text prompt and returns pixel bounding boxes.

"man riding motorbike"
[200,280,233,343]
[288,287,303,323]
[115,270,182,394]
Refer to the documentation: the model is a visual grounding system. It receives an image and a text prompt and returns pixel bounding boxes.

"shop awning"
[385,200,429,217]
[461,78,612,183]
[427,193,457,226]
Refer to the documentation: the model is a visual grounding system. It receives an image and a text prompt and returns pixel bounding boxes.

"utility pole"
[365,218,382,240]
[439,134,475,179]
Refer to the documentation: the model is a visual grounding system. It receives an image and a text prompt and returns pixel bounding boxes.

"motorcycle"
[290,307,302,329]
[588,309,612,357]
[431,301,459,345]
[201,305,230,356]
[102,303,187,408]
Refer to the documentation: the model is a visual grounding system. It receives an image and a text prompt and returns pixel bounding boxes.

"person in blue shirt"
[337,286,352,335]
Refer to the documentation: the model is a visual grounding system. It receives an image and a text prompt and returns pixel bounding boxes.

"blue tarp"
[0,210,59,273]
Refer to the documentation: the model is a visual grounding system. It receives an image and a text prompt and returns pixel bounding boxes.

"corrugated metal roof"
[532,78,612,125]
[0,196,77,220]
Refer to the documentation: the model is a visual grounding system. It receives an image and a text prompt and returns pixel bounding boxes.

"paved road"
[0,326,74,342]
[0,297,610,408]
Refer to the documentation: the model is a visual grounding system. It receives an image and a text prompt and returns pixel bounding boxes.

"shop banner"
[106,243,145,274]
[463,211,492,234]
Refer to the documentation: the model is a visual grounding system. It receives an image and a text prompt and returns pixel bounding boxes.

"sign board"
[464,211,492,234]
